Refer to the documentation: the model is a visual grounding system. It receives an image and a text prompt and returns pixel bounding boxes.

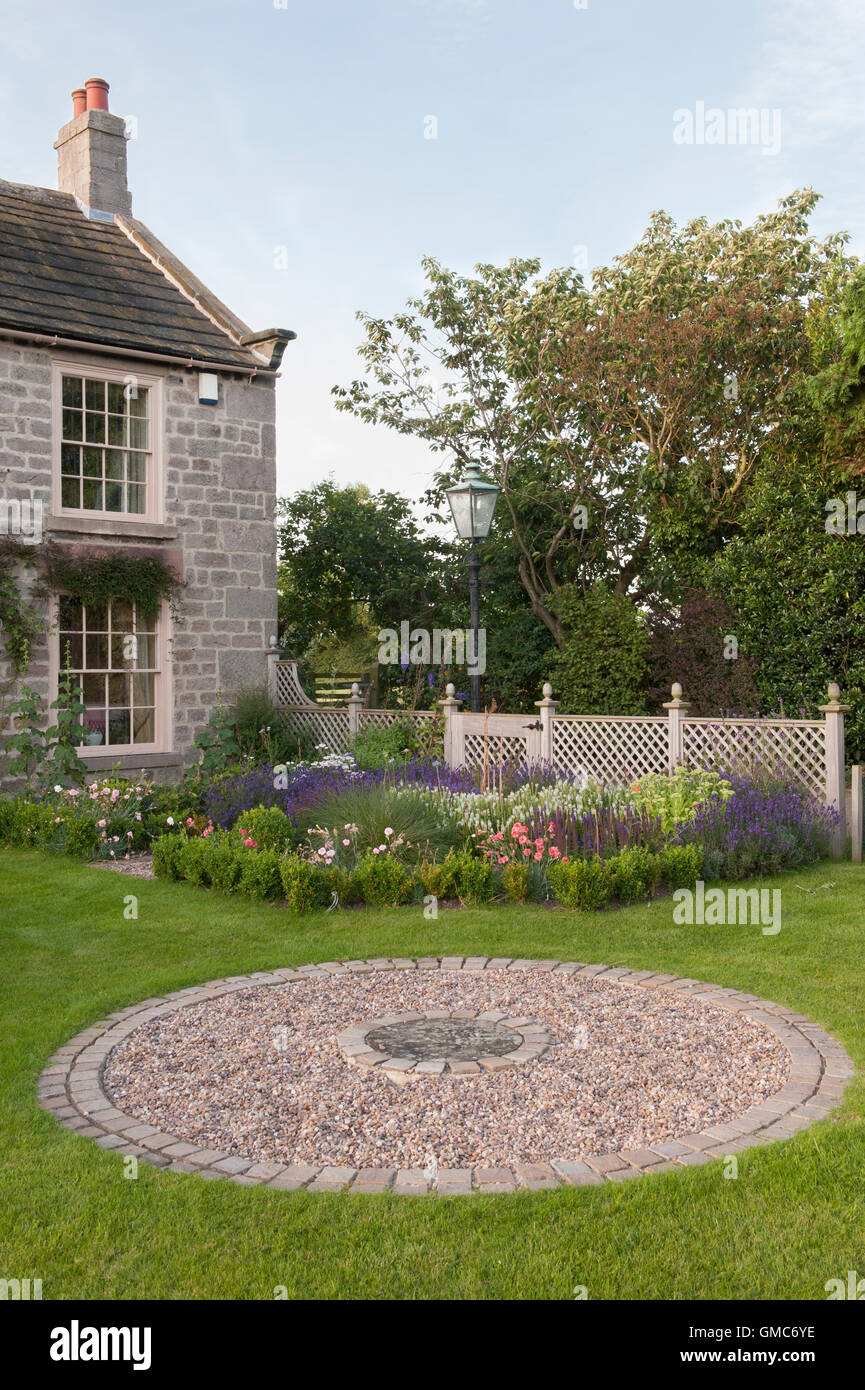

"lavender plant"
[673,773,838,878]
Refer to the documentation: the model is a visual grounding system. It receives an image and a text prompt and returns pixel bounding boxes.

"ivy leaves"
[42,550,182,618]
[0,541,182,679]
[0,539,45,675]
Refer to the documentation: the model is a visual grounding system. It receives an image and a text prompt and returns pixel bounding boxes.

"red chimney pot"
[84,78,110,112]
[71,88,87,118]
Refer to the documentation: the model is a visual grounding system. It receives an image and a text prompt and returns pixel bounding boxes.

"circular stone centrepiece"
[338,1009,553,1083]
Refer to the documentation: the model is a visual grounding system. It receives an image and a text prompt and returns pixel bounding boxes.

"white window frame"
[52,359,165,526]
[49,594,173,757]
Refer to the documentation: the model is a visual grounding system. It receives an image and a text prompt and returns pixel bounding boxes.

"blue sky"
[1,0,863,502]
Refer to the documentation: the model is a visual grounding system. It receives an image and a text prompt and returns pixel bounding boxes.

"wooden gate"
[449,711,544,769]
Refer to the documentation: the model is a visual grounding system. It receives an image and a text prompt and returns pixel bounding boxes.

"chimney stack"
[54,78,132,219]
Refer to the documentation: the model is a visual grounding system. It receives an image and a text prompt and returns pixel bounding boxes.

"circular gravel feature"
[101,967,790,1170]
[42,960,855,1194]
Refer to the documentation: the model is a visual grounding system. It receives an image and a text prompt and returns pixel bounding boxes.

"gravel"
[89,854,155,878]
[103,971,790,1169]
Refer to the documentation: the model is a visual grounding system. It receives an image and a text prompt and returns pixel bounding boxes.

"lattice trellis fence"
[357,710,437,732]
[681,718,827,799]
[552,716,669,783]
[270,661,438,755]
[270,660,850,856]
[463,732,532,767]
[280,707,351,756]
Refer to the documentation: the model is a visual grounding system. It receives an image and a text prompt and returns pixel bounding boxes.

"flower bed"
[0,755,838,905]
[152,808,706,913]
[0,778,158,860]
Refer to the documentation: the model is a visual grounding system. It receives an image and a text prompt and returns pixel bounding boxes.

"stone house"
[0,78,293,783]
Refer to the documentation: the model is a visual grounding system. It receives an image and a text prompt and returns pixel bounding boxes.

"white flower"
[166,816,175,826]
[384,827,393,837]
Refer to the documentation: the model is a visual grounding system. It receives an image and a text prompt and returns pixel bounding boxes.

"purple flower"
[673,770,837,877]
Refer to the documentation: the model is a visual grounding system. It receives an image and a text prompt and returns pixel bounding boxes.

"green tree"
[707,458,865,759]
[703,256,865,757]
[549,585,650,714]
[276,479,459,656]
[334,191,851,645]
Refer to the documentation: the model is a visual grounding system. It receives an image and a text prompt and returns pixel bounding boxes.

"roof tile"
[0,181,265,369]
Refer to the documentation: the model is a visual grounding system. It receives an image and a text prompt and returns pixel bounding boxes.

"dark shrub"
[238,848,284,901]
[658,843,704,889]
[152,833,186,881]
[418,853,459,899]
[452,850,493,905]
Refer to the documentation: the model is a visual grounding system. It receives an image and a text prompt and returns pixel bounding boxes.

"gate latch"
[522,720,542,731]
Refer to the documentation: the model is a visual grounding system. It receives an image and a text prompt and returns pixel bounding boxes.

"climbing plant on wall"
[41,548,183,618]
[0,541,183,677]
[0,538,45,675]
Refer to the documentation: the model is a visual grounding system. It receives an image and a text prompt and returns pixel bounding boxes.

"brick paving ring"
[38,959,854,1195]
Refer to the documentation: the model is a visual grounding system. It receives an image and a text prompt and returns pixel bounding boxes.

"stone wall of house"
[0,337,278,783]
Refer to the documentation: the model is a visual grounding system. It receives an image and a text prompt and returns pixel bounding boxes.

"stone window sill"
[45,513,178,541]
[79,751,182,772]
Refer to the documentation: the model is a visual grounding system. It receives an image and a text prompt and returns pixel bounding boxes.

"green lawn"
[1,848,864,1301]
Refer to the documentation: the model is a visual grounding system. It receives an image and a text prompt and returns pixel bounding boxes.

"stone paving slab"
[40,957,853,1197]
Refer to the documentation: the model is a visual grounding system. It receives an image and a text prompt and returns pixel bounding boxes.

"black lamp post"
[444,462,500,713]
